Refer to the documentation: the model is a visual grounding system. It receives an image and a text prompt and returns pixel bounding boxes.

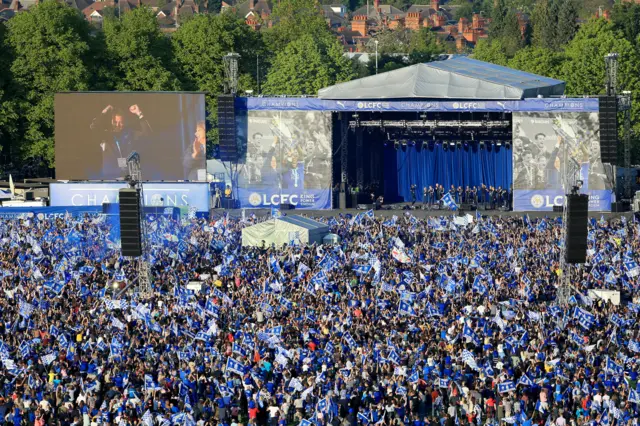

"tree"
[556,0,578,46]
[471,39,509,66]
[407,27,444,64]
[531,0,555,49]
[499,8,525,55]
[489,0,508,39]
[6,0,93,165]
[561,18,640,146]
[262,34,354,95]
[611,2,640,44]
[508,46,565,80]
[453,2,474,21]
[172,12,261,148]
[262,0,334,52]
[102,7,181,91]
[0,24,18,156]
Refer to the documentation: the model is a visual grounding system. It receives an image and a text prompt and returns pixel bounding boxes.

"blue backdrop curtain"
[385,144,513,202]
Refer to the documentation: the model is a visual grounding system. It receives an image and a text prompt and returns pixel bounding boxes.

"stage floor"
[211,204,635,220]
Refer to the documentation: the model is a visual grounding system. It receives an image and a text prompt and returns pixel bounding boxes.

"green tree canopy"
[562,18,640,143]
[407,27,443,63]
[172,12,262,147]
[262,34,354,95]
[611,2,640,44]
[471,39,509,66]
[102,7,181,91]
[556,0,578,46]
[262,0,334,52]
[507,46,565,80]
[6,0,94,165]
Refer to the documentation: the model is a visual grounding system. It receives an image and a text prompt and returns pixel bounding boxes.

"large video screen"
[512,112,612,211]
[55,92,206,181]
[236,110,332,209]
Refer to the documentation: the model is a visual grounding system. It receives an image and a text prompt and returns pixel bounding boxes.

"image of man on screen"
[183,120,206,181]
[90,104,151,179]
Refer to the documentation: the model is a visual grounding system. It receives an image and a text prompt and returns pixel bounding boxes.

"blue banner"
[240,97,599,113]
[0,206,103,219]
[238,188,331,210]
[50,182,210,212]
[513,190,612,211]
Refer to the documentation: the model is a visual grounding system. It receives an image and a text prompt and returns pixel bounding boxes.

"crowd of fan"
[0,210,639,426]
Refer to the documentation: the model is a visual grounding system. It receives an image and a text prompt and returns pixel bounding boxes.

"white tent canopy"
[242,215,330,247]
[318,55,565,100]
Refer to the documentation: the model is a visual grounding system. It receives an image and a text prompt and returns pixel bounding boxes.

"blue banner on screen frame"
[513,190,612,212]
[0,206,102,220]
[240,98,599,113]
[237,188,331,210]
[50,182,210,212]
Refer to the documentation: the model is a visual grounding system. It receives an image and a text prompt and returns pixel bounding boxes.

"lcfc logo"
[357,102,364,109]
[452,102,459,109]
[249,193,262,206]
[531,195,544,208]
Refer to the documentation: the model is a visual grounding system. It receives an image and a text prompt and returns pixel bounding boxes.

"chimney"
[373,0,379,10]
[249,0,254,10]
[472,13,479,29]
[430,0,438,11]
[458,17,467,33]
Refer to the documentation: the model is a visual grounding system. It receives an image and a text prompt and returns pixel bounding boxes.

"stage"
[210,205,636,220]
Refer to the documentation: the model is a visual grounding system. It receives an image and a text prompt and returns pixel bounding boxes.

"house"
[78,0,199,30]
[221,0,272,29]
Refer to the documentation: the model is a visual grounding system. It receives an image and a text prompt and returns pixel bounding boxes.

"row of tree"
[475,1,640,163]
[0,0,366,170]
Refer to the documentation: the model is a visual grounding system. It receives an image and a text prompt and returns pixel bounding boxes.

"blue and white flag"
[441,192,458,211]
[624,260,640,277]
[629,389,640,403]
[573,307,595,329]
[225,357,245,375]
[439,378,450,388]
[398,300,416,316]
[41,353,56,366]
[343,332,357,349]
[498,381,516,393]
[605,357,624,375]
[517,374,534,387]
[19,300,36,319]
[387,350,401,365]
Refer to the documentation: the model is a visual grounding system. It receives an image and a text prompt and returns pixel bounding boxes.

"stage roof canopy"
[318,55,565,100]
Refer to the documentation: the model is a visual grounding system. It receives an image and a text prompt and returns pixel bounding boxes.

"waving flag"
[226,357,245,375]
[398,300,416,316]
[629,389,640,403]
[19,300,35,319]
[498,381,516,393]
[517,374,534,387]
[624,260,640,277]
[441,192,458,211]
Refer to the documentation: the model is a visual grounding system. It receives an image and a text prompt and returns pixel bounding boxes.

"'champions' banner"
[512,112,613,211]
[237,110,332,209]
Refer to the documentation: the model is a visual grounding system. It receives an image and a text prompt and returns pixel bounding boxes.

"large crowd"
[0,210,639,426]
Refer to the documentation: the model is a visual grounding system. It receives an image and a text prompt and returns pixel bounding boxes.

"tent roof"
[318,55,565,100]
[277,215,328,230]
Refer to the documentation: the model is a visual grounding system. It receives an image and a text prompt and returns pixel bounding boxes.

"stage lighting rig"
[394,141,399,149]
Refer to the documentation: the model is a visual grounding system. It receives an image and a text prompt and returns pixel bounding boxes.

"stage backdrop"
[236,110,332,209]
[512,112,613,211]
[55,92,206,181]
[387,144,512,203]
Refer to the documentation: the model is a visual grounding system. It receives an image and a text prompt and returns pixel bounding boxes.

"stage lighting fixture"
[394,141,400,149]
[505,141,511,149]
[449,141,455,147]
[353,113,360,127]
[496,141,502,147]
[422,141,429,149]
[383,141,388,147]
[479,141,485,149]
[409,140,416,147]
[456,141,462,149]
